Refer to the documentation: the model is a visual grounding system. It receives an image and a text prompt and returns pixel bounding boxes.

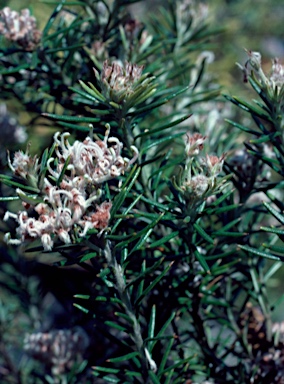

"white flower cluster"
[4,129,138,251]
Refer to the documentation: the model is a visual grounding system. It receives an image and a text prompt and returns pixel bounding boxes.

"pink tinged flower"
[55,208,73,229]
[184,133,207,156]
[57,228,71,245]
[8,149,39,181]
[35,203,50,215]
[73,204,85,223]
[79,201,112,237]
[203,153,226,176]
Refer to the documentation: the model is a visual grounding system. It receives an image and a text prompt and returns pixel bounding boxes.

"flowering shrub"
[0,1,284,383]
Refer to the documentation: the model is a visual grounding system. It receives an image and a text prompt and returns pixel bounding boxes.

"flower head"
[99,60,144,104]
[4,129,138,251]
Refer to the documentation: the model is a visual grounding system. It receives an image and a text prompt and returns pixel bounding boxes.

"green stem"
[104,241,156,380]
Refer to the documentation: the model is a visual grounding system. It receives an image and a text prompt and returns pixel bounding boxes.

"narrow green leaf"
[80,252,97,262]
[225,119,261,136]
[100,376,120,383]
[263,201,284,225]
[157,337,174,375]
[110,166,140,220]
[57,121,90,132]
[149,311,175,354]
[134,114,191,139]
[92,366,120,374]
[212,231,245,238]
[164,369,175,384]
[238,245,280,261]
[107,351,139,363]
[42,0,66,38]
[163,355,195,374]
[42,112,100,123]
[126,258,165,290]
[0,63,30,75]
[193,223,214,244]
[194,249,210,273]
[148,305,156,352]
[45,43,85,53]
[0,177,39,193]
[104,321,128,332]
[148,370,160,384]
[263,262,283,283]
[135,262,173,306]
[206,203,240,215]
[74,294,90,300]
[79,80,106,102]
[129,86,189,116]
[114,312,133,324]
[0,196,20,202]
[56,155,70,185]
[73,303,89,313]
[211,188,235,207]
[129,213,165,255]
[148,231,179,249]
[69,85,103,105]
[263,243,284,254]
[261,226,284,236]
[141,132,184,155]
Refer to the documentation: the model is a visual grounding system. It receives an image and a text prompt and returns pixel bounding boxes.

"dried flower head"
[4,129,139,250]
[0,7,41,51]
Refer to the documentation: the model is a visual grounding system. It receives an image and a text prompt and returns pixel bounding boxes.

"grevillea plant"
[1,1,284,384]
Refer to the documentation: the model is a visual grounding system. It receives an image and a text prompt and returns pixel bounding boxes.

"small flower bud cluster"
[4,129,138,251]
[24,327,89,376]
[174,133,227,209]
[0,7,41,51]
[99,60,144,104]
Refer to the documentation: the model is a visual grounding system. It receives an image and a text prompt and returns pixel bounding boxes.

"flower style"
[0,7,41,51]
[4,130,139,251]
